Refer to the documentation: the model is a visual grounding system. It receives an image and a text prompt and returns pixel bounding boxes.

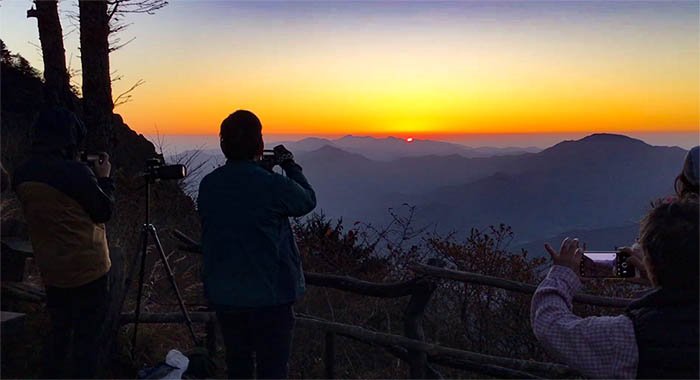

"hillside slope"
[412,134,684,243]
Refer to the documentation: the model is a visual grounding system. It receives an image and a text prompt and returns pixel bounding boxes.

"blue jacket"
[197,160,316,308]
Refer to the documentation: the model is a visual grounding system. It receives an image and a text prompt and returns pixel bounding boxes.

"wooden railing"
[409,263,632,308]
[119,229,635,379]
[3,230,633,378]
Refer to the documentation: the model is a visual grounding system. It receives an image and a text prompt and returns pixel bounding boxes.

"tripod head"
[141,155,187,184]
[139,155,187,225]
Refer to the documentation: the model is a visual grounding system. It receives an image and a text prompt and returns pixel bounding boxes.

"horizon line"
[144,130,698,137]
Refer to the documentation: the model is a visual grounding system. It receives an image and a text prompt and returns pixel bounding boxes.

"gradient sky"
[1,1,698,143]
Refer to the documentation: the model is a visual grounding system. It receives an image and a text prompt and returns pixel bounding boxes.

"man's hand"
[545,237,583,276]
[273,145,294,166]
[93,152,111,178]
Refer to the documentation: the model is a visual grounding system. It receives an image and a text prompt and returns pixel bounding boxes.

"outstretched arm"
[531,239,638,379]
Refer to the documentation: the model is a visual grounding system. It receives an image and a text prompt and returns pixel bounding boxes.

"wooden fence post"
[324,332,336,379]
[403,278,437,379]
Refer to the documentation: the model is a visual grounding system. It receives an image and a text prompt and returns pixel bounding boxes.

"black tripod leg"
[131,227,150,358]
[147,226,199,345]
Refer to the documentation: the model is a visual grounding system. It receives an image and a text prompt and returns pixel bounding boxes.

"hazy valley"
[171,133,686,255]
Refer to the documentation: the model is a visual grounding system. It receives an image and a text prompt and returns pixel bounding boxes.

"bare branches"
[108,0,167,17]
[107,0,167,52]
[168,147,220,199]
[108,29,135,51]
[113,78,144,106]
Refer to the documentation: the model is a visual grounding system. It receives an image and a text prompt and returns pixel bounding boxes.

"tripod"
[131,176,198,357]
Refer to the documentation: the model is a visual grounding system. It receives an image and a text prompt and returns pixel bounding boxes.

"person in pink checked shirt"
[530,197,699,379]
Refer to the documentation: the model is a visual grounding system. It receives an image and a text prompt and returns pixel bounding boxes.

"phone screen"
[580,251,633,278]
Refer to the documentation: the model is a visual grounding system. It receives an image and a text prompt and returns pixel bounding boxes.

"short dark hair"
[219,110,263,160]
[640,198,699,290]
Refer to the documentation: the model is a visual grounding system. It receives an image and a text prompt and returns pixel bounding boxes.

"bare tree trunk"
[79,0,113,151]
[78,6,121,372]
[27,0,74,109]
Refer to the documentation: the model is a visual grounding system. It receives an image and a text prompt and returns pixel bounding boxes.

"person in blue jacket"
[197,109,316,379]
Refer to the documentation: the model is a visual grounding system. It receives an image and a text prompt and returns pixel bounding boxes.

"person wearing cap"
[675,146,699,199]
[13,107,114,379]
[198,110,316,379]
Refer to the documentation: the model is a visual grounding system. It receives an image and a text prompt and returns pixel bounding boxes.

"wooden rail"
[409,263,633,308]
[3,230,631,378]
[172,229,632,307]
[121,312,577,379]
[125,229,635,379]
[1,282,45,302]
[305,272,421,298]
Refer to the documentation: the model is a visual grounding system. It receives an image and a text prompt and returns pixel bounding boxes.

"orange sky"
[3,1,698,137]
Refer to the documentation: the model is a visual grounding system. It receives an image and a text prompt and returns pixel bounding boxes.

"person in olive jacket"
[198,110,316,379]
[13,107,114,379]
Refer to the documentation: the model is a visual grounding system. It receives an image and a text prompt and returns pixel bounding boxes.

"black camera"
[258,147,294,171]
[80,151,104,165]
[142,155,187,181]
[259,149,277,170]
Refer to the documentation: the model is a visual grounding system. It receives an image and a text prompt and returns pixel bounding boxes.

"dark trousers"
[42,274,109,379]
[216,304,295,379]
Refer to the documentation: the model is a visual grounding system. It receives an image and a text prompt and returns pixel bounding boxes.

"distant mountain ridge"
[171,133,687,251]
[406,133,684,244]
[273,135,541,161]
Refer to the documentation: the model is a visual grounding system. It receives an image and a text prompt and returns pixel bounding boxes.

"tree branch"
[113,78,144,107]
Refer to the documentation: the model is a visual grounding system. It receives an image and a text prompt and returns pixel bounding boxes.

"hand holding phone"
[545,238,583,275]
[81,151,111,178]
[620,243,652,286]
[93,152,111,178]
[580,250,636,279]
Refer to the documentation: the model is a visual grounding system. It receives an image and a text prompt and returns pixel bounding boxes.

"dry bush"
[290,210,645,378]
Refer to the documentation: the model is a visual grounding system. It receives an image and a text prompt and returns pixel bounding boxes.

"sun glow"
[3,1,690,137]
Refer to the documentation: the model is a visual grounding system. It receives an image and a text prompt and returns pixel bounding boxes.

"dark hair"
[31,107,86,159]
[640,198,699,290]
[219,110,263,160]
[676,146,700,198]
[675,174,699,199]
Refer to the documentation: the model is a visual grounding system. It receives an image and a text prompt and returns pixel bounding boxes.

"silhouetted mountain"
[274,135,540,161]
[409,134,684,244]
[174,133,686,250]
[282,137,334,152]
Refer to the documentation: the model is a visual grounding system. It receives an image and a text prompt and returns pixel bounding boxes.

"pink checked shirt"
[531,265,638,379]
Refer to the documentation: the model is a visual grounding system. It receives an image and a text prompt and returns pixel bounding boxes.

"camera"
[142,155,187,181]
[80,151,104,165]
[258,148,293,171]
[259,149,277,170]
[580,250,635,278]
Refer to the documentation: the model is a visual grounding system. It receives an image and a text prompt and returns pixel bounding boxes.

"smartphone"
[258,149,277,171]
[80,151,104,165]
[580,251,635,278]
